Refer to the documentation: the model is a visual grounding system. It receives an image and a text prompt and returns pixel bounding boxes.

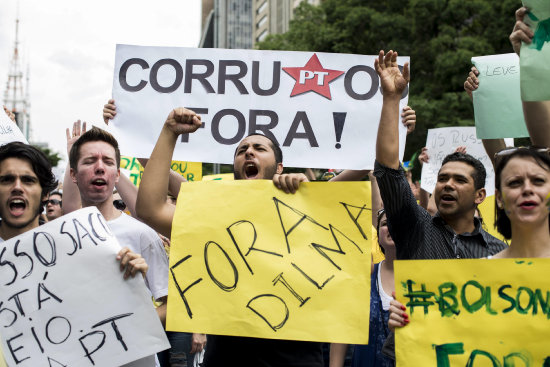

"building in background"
[252,0,320,46]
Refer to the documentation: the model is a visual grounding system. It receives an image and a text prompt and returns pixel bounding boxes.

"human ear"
[474,187,486,206]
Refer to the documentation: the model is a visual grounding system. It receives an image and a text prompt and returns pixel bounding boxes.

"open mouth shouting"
[440,193,457,205]
[8,198,27,217]
[244,162,259,179]
[92,178,107,189]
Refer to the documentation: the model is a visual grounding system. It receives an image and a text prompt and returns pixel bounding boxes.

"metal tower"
[4,14,31,141]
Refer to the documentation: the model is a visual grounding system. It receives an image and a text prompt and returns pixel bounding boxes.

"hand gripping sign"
[167,180,372,344]
[0,207,169,367]
[110,45,410,169]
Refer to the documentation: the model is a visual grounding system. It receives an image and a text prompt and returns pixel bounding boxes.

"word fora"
[170,198,369,331]
[434,343,550,367]
[403,279,550,318]
[118,57,408,100]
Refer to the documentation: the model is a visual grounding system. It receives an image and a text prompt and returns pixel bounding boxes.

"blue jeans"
[158,332,194,367]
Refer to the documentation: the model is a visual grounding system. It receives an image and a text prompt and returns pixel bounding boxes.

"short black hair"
[69,127,121,170]
[494,148,550,239]
[441,152,486,190]
[234,133,283,164]
[49,190,62,198]
[0,142,58,201]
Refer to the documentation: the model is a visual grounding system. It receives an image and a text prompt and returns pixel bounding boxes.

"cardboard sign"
[395,259,550,366]
[0,112,28,145]
[110,45,410,169]
[420,127,512,196]
[520,0,550,101]
[167,181,372,344]
[121,156,202,186]
[0,207,169,366]
[471,54,529,139]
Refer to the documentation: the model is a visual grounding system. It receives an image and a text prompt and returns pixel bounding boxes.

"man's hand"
[66,120,87,154]
[190,333,207,354]
[510,7,534,55]
[401,106,416,135]
[388,297,409,332]
[273,173,308,194]
[164,108,202,137]
[374,50,410,99]
[418,147,429,166]
[103,99,117,124]
[464,66,480,99]
[117,247,148,279]
[3,106,15,122]
[454,146,467,154]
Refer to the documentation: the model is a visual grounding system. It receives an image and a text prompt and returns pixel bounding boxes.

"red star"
[283,53,344,100]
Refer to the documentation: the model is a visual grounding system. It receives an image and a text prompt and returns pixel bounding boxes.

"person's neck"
[381,248,396,271]
[507,222,550,258]
[0,217,40,241]
[442,212,476,235]
[82,196,121,221]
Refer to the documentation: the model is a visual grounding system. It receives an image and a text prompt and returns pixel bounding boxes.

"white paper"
[110,45,410,169]
[0,207,169,367]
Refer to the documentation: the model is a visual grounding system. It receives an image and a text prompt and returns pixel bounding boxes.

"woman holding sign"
[492,147,550,258]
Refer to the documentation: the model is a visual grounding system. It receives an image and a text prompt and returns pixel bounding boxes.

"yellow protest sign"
[202,173,234,181]
[478,195,508,244]
[120,156,202,185]
[168,180,372,343]
[395,259,550,366]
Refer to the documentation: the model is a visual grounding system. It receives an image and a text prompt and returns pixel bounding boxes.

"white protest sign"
[110,45,409,169]
[0,112,27,145]
[420,127,512,196]
[0,207,169,367]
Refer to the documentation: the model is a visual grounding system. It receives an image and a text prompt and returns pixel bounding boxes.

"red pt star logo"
[283,53,344,100]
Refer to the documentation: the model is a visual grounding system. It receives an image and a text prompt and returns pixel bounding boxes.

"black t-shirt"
[203,335,323,367]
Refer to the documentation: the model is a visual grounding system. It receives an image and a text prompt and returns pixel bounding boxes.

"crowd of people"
[0,5,548,367]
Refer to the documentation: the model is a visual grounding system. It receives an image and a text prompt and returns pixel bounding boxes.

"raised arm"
[375,50,410,169]
[511,7,550,147]
[137,158,187,199]
[62,120,86,214]
[136,108,202,237]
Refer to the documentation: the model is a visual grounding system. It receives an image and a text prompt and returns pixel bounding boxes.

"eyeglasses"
[113,199,127,211]
[494,146,550,164]
[44,199,62,206]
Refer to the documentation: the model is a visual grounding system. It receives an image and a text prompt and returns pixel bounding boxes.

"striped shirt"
[373,161,507,260]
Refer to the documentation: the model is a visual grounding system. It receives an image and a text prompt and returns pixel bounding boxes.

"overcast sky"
[0,0,201,169]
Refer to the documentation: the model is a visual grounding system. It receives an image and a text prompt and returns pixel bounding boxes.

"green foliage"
[257,0,521,163]
[33,146,62,168]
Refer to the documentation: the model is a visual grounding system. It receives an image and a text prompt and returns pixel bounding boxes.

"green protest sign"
[472,54,529,139]
[521,0,550,101]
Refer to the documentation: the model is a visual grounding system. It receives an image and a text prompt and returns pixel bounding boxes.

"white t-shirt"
[377,261,393,311]
[108,213,169,301]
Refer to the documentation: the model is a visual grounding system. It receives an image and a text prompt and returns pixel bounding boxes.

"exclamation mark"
[333,112,346,149]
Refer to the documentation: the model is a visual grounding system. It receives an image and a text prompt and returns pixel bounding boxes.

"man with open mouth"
[69,127,170,367]
[45,190,64,221]
[136,108,322,367]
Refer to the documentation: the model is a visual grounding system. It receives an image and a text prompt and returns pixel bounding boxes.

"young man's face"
[233,135,283,180]
[46,193,63,221]
[434,161,485,220]
[70,141,120,206]
[0,157,44,233]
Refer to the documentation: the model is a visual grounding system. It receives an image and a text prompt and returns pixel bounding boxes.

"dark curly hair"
[0,142,58,209]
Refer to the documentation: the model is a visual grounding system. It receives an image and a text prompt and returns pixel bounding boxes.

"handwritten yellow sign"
[167,180,372,343]
[395,259,550,366]
[478,195,508,244]
[120,156,202,186]
[202,173,234,181]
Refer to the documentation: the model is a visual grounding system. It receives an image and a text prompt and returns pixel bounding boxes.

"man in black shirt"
[136,109,323,367]
[373,50,506,260]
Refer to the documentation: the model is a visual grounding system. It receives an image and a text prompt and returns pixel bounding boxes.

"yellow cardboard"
[395,258,550,366]
[120,156,202,186]
[168,180,372,343]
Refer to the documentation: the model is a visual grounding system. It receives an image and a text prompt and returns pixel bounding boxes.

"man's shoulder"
[480,228,508,251]
[109,213,159,239]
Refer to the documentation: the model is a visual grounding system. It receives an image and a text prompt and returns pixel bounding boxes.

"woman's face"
[496,156,550,229]
[378,213,395,250]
